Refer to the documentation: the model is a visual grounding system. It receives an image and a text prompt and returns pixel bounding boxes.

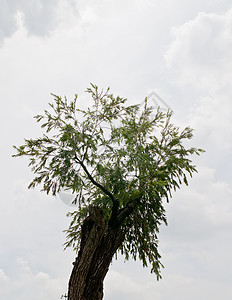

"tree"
[13,84,204,300]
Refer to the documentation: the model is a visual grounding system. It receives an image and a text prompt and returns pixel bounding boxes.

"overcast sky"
[1,0,232,299]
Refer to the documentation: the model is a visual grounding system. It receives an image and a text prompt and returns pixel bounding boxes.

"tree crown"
[13,84,204,279]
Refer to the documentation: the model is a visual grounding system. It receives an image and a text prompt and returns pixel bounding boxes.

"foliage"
[13,84,204,279]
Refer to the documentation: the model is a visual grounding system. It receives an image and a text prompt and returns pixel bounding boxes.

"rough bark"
[68,206,124,300]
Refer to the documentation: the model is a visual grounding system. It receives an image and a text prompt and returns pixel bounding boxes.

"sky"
[0,0,232,299]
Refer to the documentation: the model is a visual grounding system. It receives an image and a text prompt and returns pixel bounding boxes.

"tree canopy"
[13,84,204,280]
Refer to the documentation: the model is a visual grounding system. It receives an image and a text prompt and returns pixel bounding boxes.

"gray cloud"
[19,0,59,36]
[1,1,232,299]
[0,0,18,42]
[0,0,79,44]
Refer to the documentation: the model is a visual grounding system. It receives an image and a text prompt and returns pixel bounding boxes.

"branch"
[108,200,119,228]
[75,154,116,204]
[117,193,142,224]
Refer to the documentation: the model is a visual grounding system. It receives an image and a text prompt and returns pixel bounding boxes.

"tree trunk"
[68,206,124,300]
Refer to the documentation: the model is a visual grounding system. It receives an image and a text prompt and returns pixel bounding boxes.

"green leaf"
[13,84,204,278]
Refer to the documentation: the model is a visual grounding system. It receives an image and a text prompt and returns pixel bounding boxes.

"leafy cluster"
[13,84,204,279]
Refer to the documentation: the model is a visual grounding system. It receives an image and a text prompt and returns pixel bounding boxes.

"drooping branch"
[12,84,205,299]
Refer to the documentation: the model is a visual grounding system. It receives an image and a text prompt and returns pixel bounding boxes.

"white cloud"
[17,257,31,273]
[0,258,67,300]
[105,268,163,300]
[165,165,232,240]
[0,269,8,281]
[164,8,232,183]
[165,9,232,92]
[0,269,8,295]
[1,1,232,299]
[187,93,232,154]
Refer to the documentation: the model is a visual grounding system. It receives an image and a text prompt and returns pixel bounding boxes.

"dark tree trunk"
[68,206,124,300]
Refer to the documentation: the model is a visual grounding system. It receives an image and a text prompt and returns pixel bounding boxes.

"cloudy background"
[1,0,232,299]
